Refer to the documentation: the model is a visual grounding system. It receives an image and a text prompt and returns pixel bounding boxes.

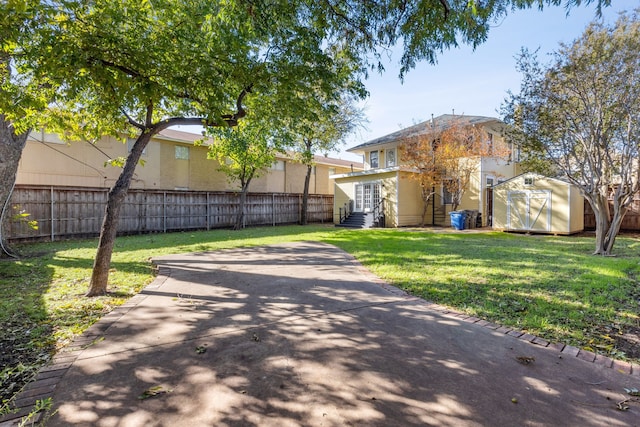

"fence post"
[206,192,210,230]
[50,186,55,241]
[163,191,167,233]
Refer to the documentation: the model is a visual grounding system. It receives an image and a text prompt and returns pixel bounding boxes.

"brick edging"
[339,247,639,377]
[0,266,171,427]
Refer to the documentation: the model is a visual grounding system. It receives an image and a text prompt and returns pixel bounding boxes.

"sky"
[175,1,636,162]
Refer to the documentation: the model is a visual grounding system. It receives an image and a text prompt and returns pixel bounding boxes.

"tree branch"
[440,0,450,20]
[120,107,144,130]
[149,84,253,133]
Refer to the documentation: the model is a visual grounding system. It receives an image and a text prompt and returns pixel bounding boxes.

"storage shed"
[492,172,584,235]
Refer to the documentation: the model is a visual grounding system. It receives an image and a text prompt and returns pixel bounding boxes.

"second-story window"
[175,145,189,160]
[386,149,396,167]
[369,151,379,169]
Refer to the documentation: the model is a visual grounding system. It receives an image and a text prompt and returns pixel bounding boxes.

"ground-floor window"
[442,179,454,205]
[355,182,381,212]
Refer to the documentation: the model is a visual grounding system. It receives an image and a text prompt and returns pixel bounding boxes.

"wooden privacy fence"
[7,185,334,242]
[583,194,640,231]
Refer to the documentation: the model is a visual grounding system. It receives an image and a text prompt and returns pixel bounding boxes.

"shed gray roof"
[347,114,501,152]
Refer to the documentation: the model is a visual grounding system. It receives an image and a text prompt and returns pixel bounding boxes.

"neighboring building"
[333,114,521,228]
[16,129,362,194]
[492,172,584,235]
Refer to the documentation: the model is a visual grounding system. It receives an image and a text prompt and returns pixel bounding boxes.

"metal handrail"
[339,201,352,223]
[372,198,385,227]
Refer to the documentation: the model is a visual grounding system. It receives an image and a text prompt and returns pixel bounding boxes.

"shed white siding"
[493,172,584,235]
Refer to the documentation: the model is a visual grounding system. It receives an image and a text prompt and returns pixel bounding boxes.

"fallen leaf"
[516,356,535,365]
[138,385,172,400]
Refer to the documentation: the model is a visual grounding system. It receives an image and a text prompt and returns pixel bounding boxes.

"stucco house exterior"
[16,129,362,194]
[333,114,521,228]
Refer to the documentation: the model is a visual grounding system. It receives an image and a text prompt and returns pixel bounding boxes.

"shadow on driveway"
[43,242,637,426]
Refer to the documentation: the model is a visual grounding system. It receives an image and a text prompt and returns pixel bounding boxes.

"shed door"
[507,190,551,232]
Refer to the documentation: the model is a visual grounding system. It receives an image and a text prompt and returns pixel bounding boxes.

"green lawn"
[2,225,639,409]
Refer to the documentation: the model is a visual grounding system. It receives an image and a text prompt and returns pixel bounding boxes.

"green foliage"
[207,118,280,190]
[10,205,38,230]
[502,9,640,255]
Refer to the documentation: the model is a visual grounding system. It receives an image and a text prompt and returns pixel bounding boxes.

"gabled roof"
[347,114,502,153]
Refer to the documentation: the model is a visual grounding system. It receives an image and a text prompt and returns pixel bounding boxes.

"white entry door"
[355,183,381,213]
[507,190,551,232]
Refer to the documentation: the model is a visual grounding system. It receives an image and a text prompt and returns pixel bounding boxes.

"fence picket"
[7,186,334,242]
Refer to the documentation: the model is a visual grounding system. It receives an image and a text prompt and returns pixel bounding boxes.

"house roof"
[158,129,363,169]
[311,155,363,169]
[347,114,502,153]
[157,128,212,144]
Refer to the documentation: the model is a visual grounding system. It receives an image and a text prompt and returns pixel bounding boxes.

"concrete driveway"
[36,242,639,426]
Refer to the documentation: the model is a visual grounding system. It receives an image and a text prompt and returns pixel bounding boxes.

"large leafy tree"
[13,0,613,294]
[25,0,369,295]
[502,9,640,255]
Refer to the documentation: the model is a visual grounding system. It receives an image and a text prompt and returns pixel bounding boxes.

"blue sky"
[175,1,635,162]
[336,1,634,161]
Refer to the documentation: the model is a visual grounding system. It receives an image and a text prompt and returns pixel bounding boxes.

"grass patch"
[1,225,639,410]
[322,230,640,356]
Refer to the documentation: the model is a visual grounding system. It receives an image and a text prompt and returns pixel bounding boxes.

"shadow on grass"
[0,256,55,407]
[321,230,640,359]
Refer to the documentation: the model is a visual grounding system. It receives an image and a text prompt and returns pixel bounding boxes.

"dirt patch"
[614,324,640,360]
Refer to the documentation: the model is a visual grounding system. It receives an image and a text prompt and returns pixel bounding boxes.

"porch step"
[336,212,375,229]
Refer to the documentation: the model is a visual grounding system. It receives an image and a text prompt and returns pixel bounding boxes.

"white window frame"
[175,145,189,160]
[486,175,495,188]
[386,148,396,167]
[369,151,379,169]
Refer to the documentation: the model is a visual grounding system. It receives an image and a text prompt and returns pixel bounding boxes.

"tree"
[0,1,52,256]
[207,119,279,230]
[287,95,366,225]
[14,0,612,294]
[22,0,368,295]
[402,116,510,224]
[502,10,640,255]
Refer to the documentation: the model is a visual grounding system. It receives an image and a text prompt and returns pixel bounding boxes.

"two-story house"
[333,114,520,228]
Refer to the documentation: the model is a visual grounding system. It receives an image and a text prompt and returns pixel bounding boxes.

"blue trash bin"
[449,211,466,230]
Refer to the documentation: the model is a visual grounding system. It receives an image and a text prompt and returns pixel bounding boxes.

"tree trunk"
[87,132,152,296]
[235,177,251,230]
[301,164,312,225]
[588,194,612,256]
[419,186,434,227]
[0,116,28,257]
[602,207,626,255]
